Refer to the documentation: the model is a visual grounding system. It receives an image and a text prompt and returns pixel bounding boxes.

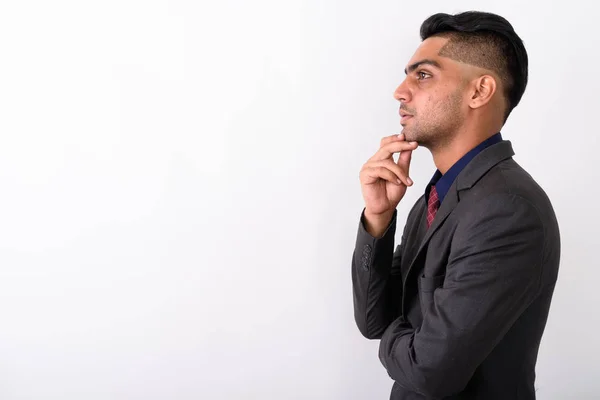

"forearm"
[352,208,402,339]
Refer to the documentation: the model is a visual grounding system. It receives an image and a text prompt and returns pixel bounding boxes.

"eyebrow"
[404,59,442,75]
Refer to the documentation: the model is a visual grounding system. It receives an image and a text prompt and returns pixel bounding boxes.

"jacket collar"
[455,140,515,191]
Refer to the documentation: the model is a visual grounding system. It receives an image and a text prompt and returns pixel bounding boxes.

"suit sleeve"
[352,207,405,339]
[377,194,545,398]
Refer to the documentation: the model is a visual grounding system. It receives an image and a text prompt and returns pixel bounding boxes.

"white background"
[0,0,596,399]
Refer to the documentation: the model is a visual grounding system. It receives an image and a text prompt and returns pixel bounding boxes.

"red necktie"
[427,185,440,228]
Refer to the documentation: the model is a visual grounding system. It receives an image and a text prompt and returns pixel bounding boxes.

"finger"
[364,166,404,186]
[372,140,418,161]
[379,133,405,148]
[367,159,413,186]
[361,162,402,185]
[397,147,413,175]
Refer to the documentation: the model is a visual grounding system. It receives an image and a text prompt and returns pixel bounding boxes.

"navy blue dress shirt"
[425,132,503,205]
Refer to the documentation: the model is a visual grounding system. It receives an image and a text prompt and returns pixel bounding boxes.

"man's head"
[395,11,528,148]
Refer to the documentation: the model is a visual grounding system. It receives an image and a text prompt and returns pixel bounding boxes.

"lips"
[400,114,413,124]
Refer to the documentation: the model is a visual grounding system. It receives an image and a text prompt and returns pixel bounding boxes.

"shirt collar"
[426,132,503,204]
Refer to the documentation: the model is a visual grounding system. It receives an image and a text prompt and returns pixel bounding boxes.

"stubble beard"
[402,91,464,150]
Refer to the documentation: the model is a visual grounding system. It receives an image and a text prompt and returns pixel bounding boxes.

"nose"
[393,78,411,103]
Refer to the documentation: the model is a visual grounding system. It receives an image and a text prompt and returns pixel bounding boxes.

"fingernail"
[409,141,417,145]
[397,179,403,185]
[407,177,413,185]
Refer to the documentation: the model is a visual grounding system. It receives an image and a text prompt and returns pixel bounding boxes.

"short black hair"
[420,11,528,122]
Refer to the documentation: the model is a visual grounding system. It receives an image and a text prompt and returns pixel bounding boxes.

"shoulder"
[461,158,556,218]
[455,159,560,249]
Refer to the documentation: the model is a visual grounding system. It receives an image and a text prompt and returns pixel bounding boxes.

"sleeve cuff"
[354,208,398,272]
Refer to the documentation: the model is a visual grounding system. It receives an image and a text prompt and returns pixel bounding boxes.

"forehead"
[406,36,452,69]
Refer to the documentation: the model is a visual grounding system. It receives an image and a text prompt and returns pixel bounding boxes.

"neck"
[430,124,500,174]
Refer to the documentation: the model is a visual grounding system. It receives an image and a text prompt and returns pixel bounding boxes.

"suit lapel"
[405,183,459,277]
[400,185,459,317]
[400,140,516,317]
[409,140,515,268]
[401,201,427,285]
[419,185,459,253]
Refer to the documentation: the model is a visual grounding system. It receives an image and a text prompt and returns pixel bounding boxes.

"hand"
[359,134,417,218]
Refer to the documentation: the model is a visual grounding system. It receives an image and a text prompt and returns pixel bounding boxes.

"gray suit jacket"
[352,140,560,399]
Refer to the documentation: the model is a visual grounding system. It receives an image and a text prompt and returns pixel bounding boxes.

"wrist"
[363,209,395,238]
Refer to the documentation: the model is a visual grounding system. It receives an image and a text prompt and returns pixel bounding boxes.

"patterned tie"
[427,185,440,228]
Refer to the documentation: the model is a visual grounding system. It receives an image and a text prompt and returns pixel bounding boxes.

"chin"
[402,127,431,149]
[402,128,417,142]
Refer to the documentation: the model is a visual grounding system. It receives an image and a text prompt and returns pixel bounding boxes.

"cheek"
[421,93,442,116]
[431,89,457,112]
[414,88,448,117]
[415,92,434,109]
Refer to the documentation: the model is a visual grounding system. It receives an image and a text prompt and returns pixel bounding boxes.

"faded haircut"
[420,11,528,123]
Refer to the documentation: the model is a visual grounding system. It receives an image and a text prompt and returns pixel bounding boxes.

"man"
[352,11,560,400]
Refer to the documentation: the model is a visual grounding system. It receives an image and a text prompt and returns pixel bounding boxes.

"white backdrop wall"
[0,1,596,399]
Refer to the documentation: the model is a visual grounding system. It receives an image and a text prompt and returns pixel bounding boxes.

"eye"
[417,71,431,80]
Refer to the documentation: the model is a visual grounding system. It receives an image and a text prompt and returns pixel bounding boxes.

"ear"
[469,75,497,109]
